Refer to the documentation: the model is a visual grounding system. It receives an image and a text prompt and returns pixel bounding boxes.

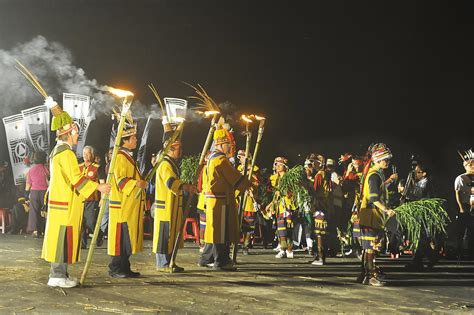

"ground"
[0,235,473,314]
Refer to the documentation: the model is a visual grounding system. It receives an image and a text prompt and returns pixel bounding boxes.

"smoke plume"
[0,35,147,118]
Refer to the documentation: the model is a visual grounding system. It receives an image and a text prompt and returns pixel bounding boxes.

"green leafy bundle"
[394,198,450,250]
[277,165,312,210]
[180,155,200,184]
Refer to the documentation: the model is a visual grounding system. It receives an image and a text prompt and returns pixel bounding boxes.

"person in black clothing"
[405,162,438,270]
[8,197,29,234]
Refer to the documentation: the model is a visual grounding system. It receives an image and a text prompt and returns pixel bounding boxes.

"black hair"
[33,151,47,164]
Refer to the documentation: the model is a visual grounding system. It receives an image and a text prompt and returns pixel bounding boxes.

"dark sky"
[0,0,472,206]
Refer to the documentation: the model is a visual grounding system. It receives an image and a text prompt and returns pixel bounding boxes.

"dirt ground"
[0,234,473,314]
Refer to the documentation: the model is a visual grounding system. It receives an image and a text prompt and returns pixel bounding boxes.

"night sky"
[0,0,472,208]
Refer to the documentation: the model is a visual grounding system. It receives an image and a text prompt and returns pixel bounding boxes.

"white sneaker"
[275,250,287,258]
[286,250,294,259]
[273,244,281,252]
[47,277,78,288]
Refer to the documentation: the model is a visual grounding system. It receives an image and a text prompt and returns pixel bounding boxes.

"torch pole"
[169,114,218,269]
[80,94,133,286]
[231,121,252,264]
[134,122,184,199]
[231,118,265,264]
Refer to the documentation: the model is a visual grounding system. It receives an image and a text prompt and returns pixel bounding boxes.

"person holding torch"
[198,121,251,271]
[42,97,111,288]
[107,119,147,278]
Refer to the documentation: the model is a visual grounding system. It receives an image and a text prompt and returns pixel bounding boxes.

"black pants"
[108,231,132,274]
[199,243,230,267]
[456,212,474,259]
[412,231,437,266]
[82,201,98,247]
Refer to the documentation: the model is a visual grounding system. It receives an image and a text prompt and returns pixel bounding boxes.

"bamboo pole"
[169,113,219,269]
[231,117,265,264]
[80,93,134,286]
[135,122,184,199]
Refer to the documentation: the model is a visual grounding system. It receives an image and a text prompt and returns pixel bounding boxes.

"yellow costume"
[203,151,251,244]
[42,143,97,263]
[108,149,145,256]
[359,166,388,229]
[153,156,184,254]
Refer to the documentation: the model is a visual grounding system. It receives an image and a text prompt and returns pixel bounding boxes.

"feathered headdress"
[112,106,137,138]
[15,61,75,136]
[458,149,474,166]
[213,117,234,146]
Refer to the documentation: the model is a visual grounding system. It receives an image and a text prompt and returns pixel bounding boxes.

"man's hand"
[97,183,111,194]
[136,180,148,189]
[389,173,398,182]
[183,184,197,195]
[385,209,395,217]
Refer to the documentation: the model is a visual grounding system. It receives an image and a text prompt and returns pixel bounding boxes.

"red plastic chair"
[0,208,11,234]
[183,217,200,244]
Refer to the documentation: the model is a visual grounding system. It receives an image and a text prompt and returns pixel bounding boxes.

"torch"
[80,87,134,286]
[230,114,255,263]
[169,85,221,270]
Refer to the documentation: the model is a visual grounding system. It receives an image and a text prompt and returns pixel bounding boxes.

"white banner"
[63,93,95,158]
[137,116,153,175]
[21,105,50,156]
[2,114,32,185]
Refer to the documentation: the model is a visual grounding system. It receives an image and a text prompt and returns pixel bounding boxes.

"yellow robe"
[203,151,251,244]
[236,164,259,212]
[42,143,97,264]
[270,173,296,214]
[359,166,388,229]
[153,156,184,254]
[107,149,145,256]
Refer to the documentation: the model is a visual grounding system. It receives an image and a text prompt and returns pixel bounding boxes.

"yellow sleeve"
[115,154,137,196]
[216,157,251,192]
[60,150,98,198]
[158,160,183,195]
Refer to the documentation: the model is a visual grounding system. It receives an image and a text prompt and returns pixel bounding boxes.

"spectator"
[8,197,29,234]
[25,151,49,238]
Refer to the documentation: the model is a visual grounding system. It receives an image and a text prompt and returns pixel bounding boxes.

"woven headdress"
[213,117,234,146]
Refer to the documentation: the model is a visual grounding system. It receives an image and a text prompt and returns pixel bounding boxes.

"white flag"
[21,105,50,156]
[137,116,153,175]
[2,114,32,185]
[62,93,95,158]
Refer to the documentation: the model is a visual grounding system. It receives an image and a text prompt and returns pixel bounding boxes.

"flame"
[204,110,220,117]
[252,115,265,121]
[107,87,134,98]
[241,114,253,123]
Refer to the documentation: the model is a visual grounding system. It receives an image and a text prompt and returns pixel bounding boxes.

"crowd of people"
[0,96,473,289]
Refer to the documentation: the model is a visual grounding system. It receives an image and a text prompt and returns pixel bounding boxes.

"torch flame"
[204,110,220,117]
[241,114,253,123]
[107,86,134,98]
[252,115,265,121]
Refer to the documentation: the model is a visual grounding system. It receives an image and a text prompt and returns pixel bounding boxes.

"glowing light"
[252,115,265,121]
[204,110,220,117]
[241,114,253,123]
[107,87,134,98]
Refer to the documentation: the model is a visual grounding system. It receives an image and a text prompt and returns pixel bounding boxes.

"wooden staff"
[231,115,253,264]
[169,113,219,270]
[80,90,134,286]
[231,116,265,264]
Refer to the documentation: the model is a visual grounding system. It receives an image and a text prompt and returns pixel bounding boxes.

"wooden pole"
[80,94,133,286]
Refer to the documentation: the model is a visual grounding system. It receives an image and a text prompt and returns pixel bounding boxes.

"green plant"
[180,154,200,184]
[394,198,450,250]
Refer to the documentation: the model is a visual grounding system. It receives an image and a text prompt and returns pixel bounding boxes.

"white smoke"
[0,35,146,117]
